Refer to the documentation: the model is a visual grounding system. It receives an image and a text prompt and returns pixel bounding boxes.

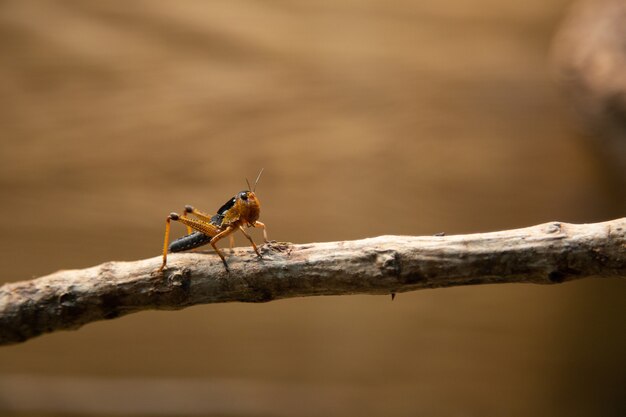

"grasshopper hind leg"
[159,212,223,272]
[159,213,175,272]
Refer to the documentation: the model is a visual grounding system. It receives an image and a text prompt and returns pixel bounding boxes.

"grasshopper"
[159,169,268,271]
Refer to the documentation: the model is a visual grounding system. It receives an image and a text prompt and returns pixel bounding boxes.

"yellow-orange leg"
[159,212,222,272]
[181,211,192,235]
[253,221,269,243]
[209,225,237,270]
[238,225,262,258]
[174,213,222,236]
[174,214,238,270]
[182,205,213,235]
[186,205,234,250]
[159,214,173,272]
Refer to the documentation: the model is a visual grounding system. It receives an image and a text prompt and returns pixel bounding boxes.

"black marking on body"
[210,213,224,226]
[169,232,213,253]
[217,196,237,215]
[211,192,246,227]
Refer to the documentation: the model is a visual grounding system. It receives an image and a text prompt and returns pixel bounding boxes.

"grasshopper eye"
[239,192,248,201]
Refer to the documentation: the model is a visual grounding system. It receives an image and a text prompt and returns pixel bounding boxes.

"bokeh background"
[0,0,624,416]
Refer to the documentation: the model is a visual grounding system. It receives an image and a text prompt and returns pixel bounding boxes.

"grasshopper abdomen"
[169,232,213,253]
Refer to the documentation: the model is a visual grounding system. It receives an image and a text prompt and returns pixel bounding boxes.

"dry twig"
[1,218,624,345]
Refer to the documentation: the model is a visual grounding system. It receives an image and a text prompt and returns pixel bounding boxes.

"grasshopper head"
[236,190,260,225]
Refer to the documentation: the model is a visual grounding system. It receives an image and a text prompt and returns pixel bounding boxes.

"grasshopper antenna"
[253,168,264,192]
[245,168,264,192]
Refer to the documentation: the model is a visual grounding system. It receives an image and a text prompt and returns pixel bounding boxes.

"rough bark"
[1,218,624,346]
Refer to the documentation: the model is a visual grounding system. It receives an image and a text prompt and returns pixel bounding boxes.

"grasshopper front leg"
[252,221,269,243]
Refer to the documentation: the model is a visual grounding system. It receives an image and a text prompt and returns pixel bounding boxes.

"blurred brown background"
[0,0,624,416]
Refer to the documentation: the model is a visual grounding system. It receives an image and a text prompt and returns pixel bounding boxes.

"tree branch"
[1,218,624,345]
